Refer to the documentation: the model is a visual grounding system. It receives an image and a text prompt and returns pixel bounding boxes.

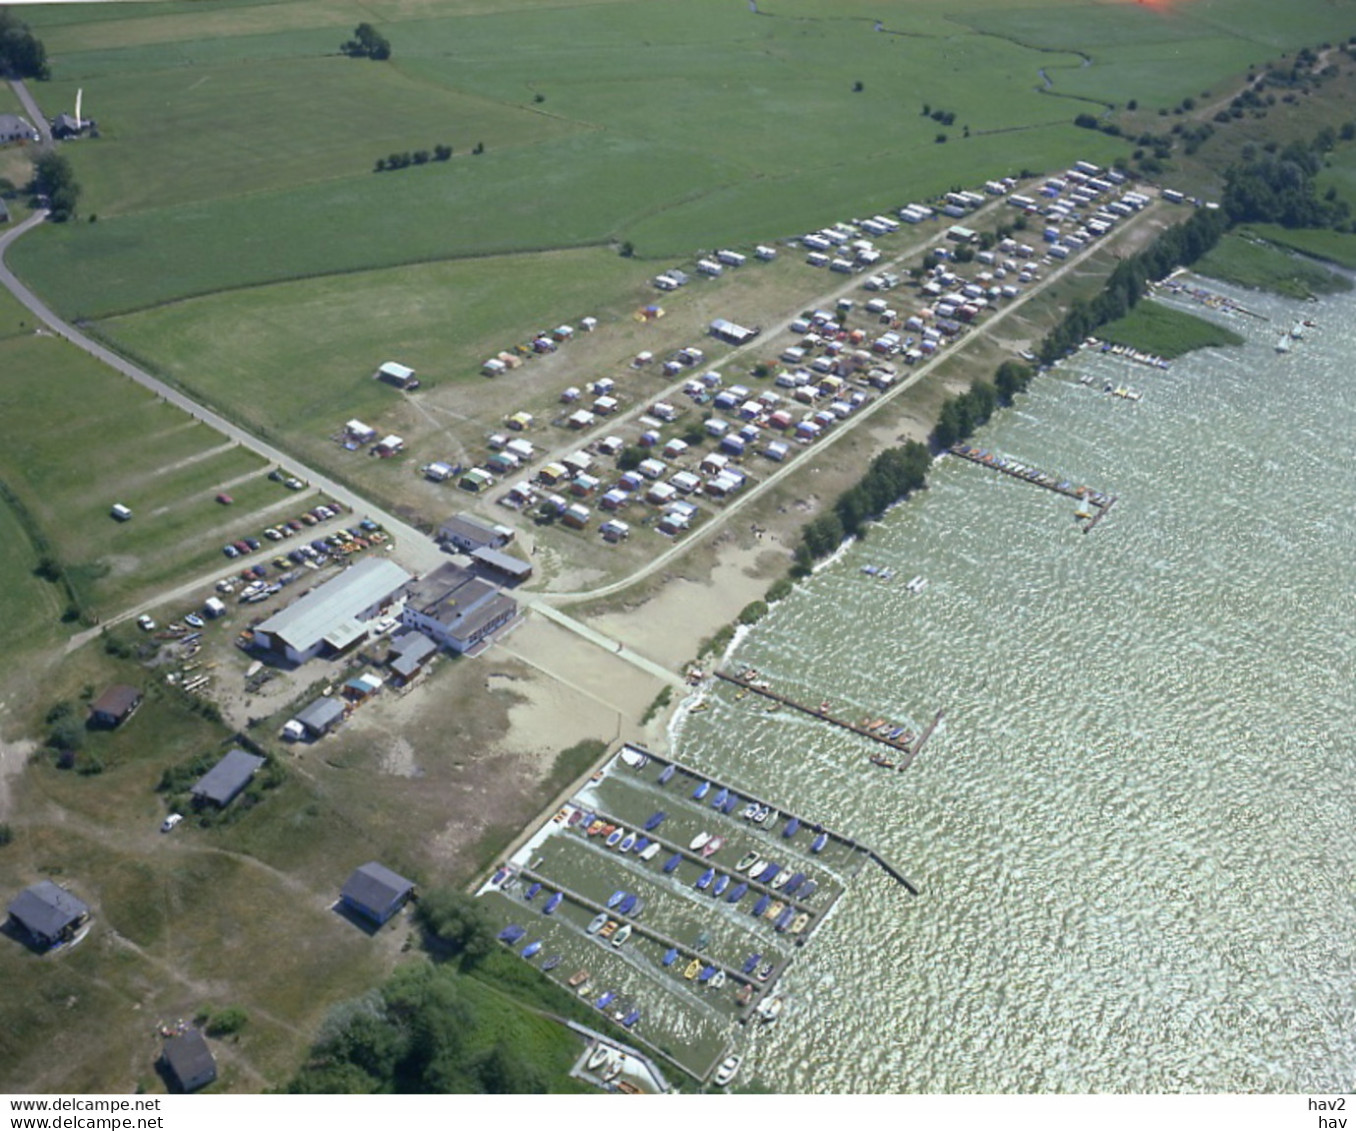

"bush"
[48,716,85,753]
[203,1006,249,1037]
[738,600,769,626]
[765,577,794,604]
[0,823,13,847]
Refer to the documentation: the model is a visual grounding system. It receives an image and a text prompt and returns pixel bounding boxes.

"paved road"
[8,79,52,146]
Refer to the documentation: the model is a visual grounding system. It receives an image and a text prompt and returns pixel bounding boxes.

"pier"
[947,444,1116,532]
[713,670,936,757]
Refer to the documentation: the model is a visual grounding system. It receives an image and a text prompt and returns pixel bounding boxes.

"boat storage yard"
[475,743,909,1083]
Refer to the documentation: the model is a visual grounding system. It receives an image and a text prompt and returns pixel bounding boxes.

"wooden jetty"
[947,444,1116,532]
[713,670,933,756]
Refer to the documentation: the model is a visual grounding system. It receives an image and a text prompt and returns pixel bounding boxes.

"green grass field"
[1240,224,1356,270]
[1196,232,1353,297]
[1098,297,1245,358]
[24,0,1356,316]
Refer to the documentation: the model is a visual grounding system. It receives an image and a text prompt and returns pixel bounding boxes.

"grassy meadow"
[19,0,1356,317]
[1098,297,1245,358]
[1240,223,1356,270]
[1196,232,1353,297]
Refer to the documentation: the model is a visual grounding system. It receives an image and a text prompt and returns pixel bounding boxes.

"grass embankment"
[1097,298,1244,358]
[1196,232,1353,298]
[1237,224,1356,272]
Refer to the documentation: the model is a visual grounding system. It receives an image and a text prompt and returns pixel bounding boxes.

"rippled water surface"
[670,279,1356,1092]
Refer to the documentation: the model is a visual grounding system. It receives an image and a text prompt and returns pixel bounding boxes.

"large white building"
[400,564,517,655]
[253,558,411,664]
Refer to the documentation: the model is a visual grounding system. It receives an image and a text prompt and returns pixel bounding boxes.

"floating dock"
[713,669,936,758]
[947,443,1116,532]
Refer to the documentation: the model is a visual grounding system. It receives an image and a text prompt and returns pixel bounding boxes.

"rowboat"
[643,810,667,831]
[605,827,626,848]
[587,912,609,935]
[632,836,650,855]
[782,816,800,838]
[790,912,810,934]
[689,831,712,851]
[658,764,676,785]
[751,894,771,917]
[692,781,711,801]
[543,891,563,914]
[725,881,748,904]
[568,969,590,987]
[521,940,542,959]
[524,882,542,900]
[617,894,638,916]
[695,868,715,891]
[736,851,761,873]
[599,920,618,939]
[781,873,806,897]
[618,831,636,852]
[497,925,526,943]
[710,970,726,989]
[683,959,702,980]
[585,820,605,836]
[763,900,784,921]
[662,947,679,967]
[639,842,662,862]
[710,787,729,809]
[810,832,828,854]
[598,823,615,839]
[542,955,562,972]
[611,924,633,947]
[606,890,626,909]
[663,853,682,873]
[700,836,725,858]
[712,874,729,897]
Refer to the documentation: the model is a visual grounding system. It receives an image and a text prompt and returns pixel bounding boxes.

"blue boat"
[607,890,626,909]
[799,880,818,899]
[725,881,748,904]
[755,862,781,884]
[712,874,729,897]
[524,881,542,900]
[595,990,616,1011]
[543,891,563,914]
[658,764,676,785]
[498,925,526,943]
[752,894,771,917]
[722,794,740,815]
[742,953,762,975]
[810,832,829,854]
[783,816,800,838]
[695,868,715,891]
[621,1009,641,1029]
[710,787,729,809]
[662,947,679,967]
[632,836,651,855]
[697,965,716,983]
[490,866,509,885]
[692,780,711,801]
[541,955,562,972]
[782,873,806,897]
[775,907,795,932]
[644,810,667,831]
[521,940,543,959]
[663,853,682,874]
[577,811,595,829]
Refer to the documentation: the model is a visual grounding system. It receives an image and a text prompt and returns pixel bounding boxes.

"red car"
[216,493,234,505]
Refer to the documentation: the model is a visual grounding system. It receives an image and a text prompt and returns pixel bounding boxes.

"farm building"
[292,697,345,739]
[191,748,266,807]
[438,513,514,553]
[374,361,419,389]
[340,862,415,925]
[252,557,412,664]
[400,564,518,654]
[6,881,90,949]
[0,113,39,144]
[387,630,439,684]
[89,684,142,728]
[161,1030,217,1093]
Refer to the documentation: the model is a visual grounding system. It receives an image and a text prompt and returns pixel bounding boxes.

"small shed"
[162,1030,217,1093]
[89,685,142,728]
[191,748,266,807]
[341,862,416,925]
[345,420,376,444]
[375,361,419,389]
[294,697,345,739]
[375,435,404,457]
[388,631,438,683]
[6,881,90,948]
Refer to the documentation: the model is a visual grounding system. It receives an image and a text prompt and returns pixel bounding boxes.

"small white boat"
[587,1043,611,1072]
[714,1054,742,1087]
[710,970,726,989]
[690,831,712,851]
[611,924,633,947]
[639,842,661,862]
[756,995,783,1023]
[753,806,772,825]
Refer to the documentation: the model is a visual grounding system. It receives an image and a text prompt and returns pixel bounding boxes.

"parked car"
[300,513,318,526]
[268,469,284,482]
[233,540,251,554]
[215,493,234,505]
[284,477,305,490]
[264,527,282,541]
[288,549,306,564]
[223,545,240,559]
[244,537,261,551]
[251,564,267,579]
[137,614,156,631]
[272,556,290,570]
[161,813,183,833]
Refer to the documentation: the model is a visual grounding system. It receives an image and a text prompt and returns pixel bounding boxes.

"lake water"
[669,277,1356,1092]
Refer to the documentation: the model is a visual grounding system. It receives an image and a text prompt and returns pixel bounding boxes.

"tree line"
[0,7,48,80]
[342,22,390,61]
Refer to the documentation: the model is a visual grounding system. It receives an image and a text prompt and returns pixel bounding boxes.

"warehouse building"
[252,558,411,664]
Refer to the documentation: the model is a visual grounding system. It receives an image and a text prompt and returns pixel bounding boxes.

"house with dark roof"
[400,564,517,655]
[7,880,90,949]
[340,862,415,925]
[161,1029,217,1093]
[387,630,438,684]
[89,684,142,728]
[437,512,514,553]
[293,696,345,738]
[191,748,265,808]
[0,113,39,144]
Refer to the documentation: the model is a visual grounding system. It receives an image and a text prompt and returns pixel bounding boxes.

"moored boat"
[524,881,542,900]
[621,1009,640,1029]
[726,881,749,904]
[568,968,590,987]
[710,787,729,809]
[586,912,608,935]
[810,832,829,854]
[692,780,711,801]
[662,947,680,967]
[618,831,636,852]
[542,954,562,971]
[611,924,633,947]
[595,989,617,1011]
[639,842,662,862]
[742,952,762,975]
[606,890,626,909]
[722,794,740,815]
[616,894,638,916]
[605,827,626,848]
[663,853,682,874]
[631,836,650,854]
[701,835,725,858]
[587,1043,611,1072]
[689,831,712,851]
[798,880,818,900]
[774,907,795,932]
[576,980,594,997]
[714,1054,742,1087]
[736,850,761,873]
[781,873,806,897]
[770,869,792,890]
[756,994,782,1021]
[754,806,773,825]
[741,802,759,820]
[695,867,715,891]
[735,984,754,1007]
[697,964,716,983]
[567,809,584,827]
[755,962,775,983]
[543,891,563,914]
[521,940,542,959]
[683,958,702,980]
[755,861,781,884]
[599,920,618,939]
[497,925,527,943]
[752,893,771,917]
[763,899,785,921]
[658,764,676,785]
[644,810,667,831]
[782,816,800,838]
[790,912,810,934]
[712,874,729,897]
[629,897,646,920]
[710,970,726,989]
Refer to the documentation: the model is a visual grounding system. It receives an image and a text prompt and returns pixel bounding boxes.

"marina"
[946,442,1117,532]
[475,741,917,1082]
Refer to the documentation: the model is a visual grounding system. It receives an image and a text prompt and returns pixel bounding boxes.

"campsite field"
[20,0,1356,317]
[0,334,300,620]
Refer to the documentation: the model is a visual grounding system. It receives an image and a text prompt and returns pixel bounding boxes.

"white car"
[136,614,156,632]
[161,813,183,833]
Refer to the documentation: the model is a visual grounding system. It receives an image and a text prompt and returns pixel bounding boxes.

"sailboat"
[1275,334,1291,354]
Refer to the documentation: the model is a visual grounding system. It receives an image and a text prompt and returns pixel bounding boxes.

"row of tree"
[374,145,453,172]
[0,7,49,80]
[794,440,932,569]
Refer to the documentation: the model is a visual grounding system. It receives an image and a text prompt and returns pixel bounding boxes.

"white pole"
[75,88,83,128]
